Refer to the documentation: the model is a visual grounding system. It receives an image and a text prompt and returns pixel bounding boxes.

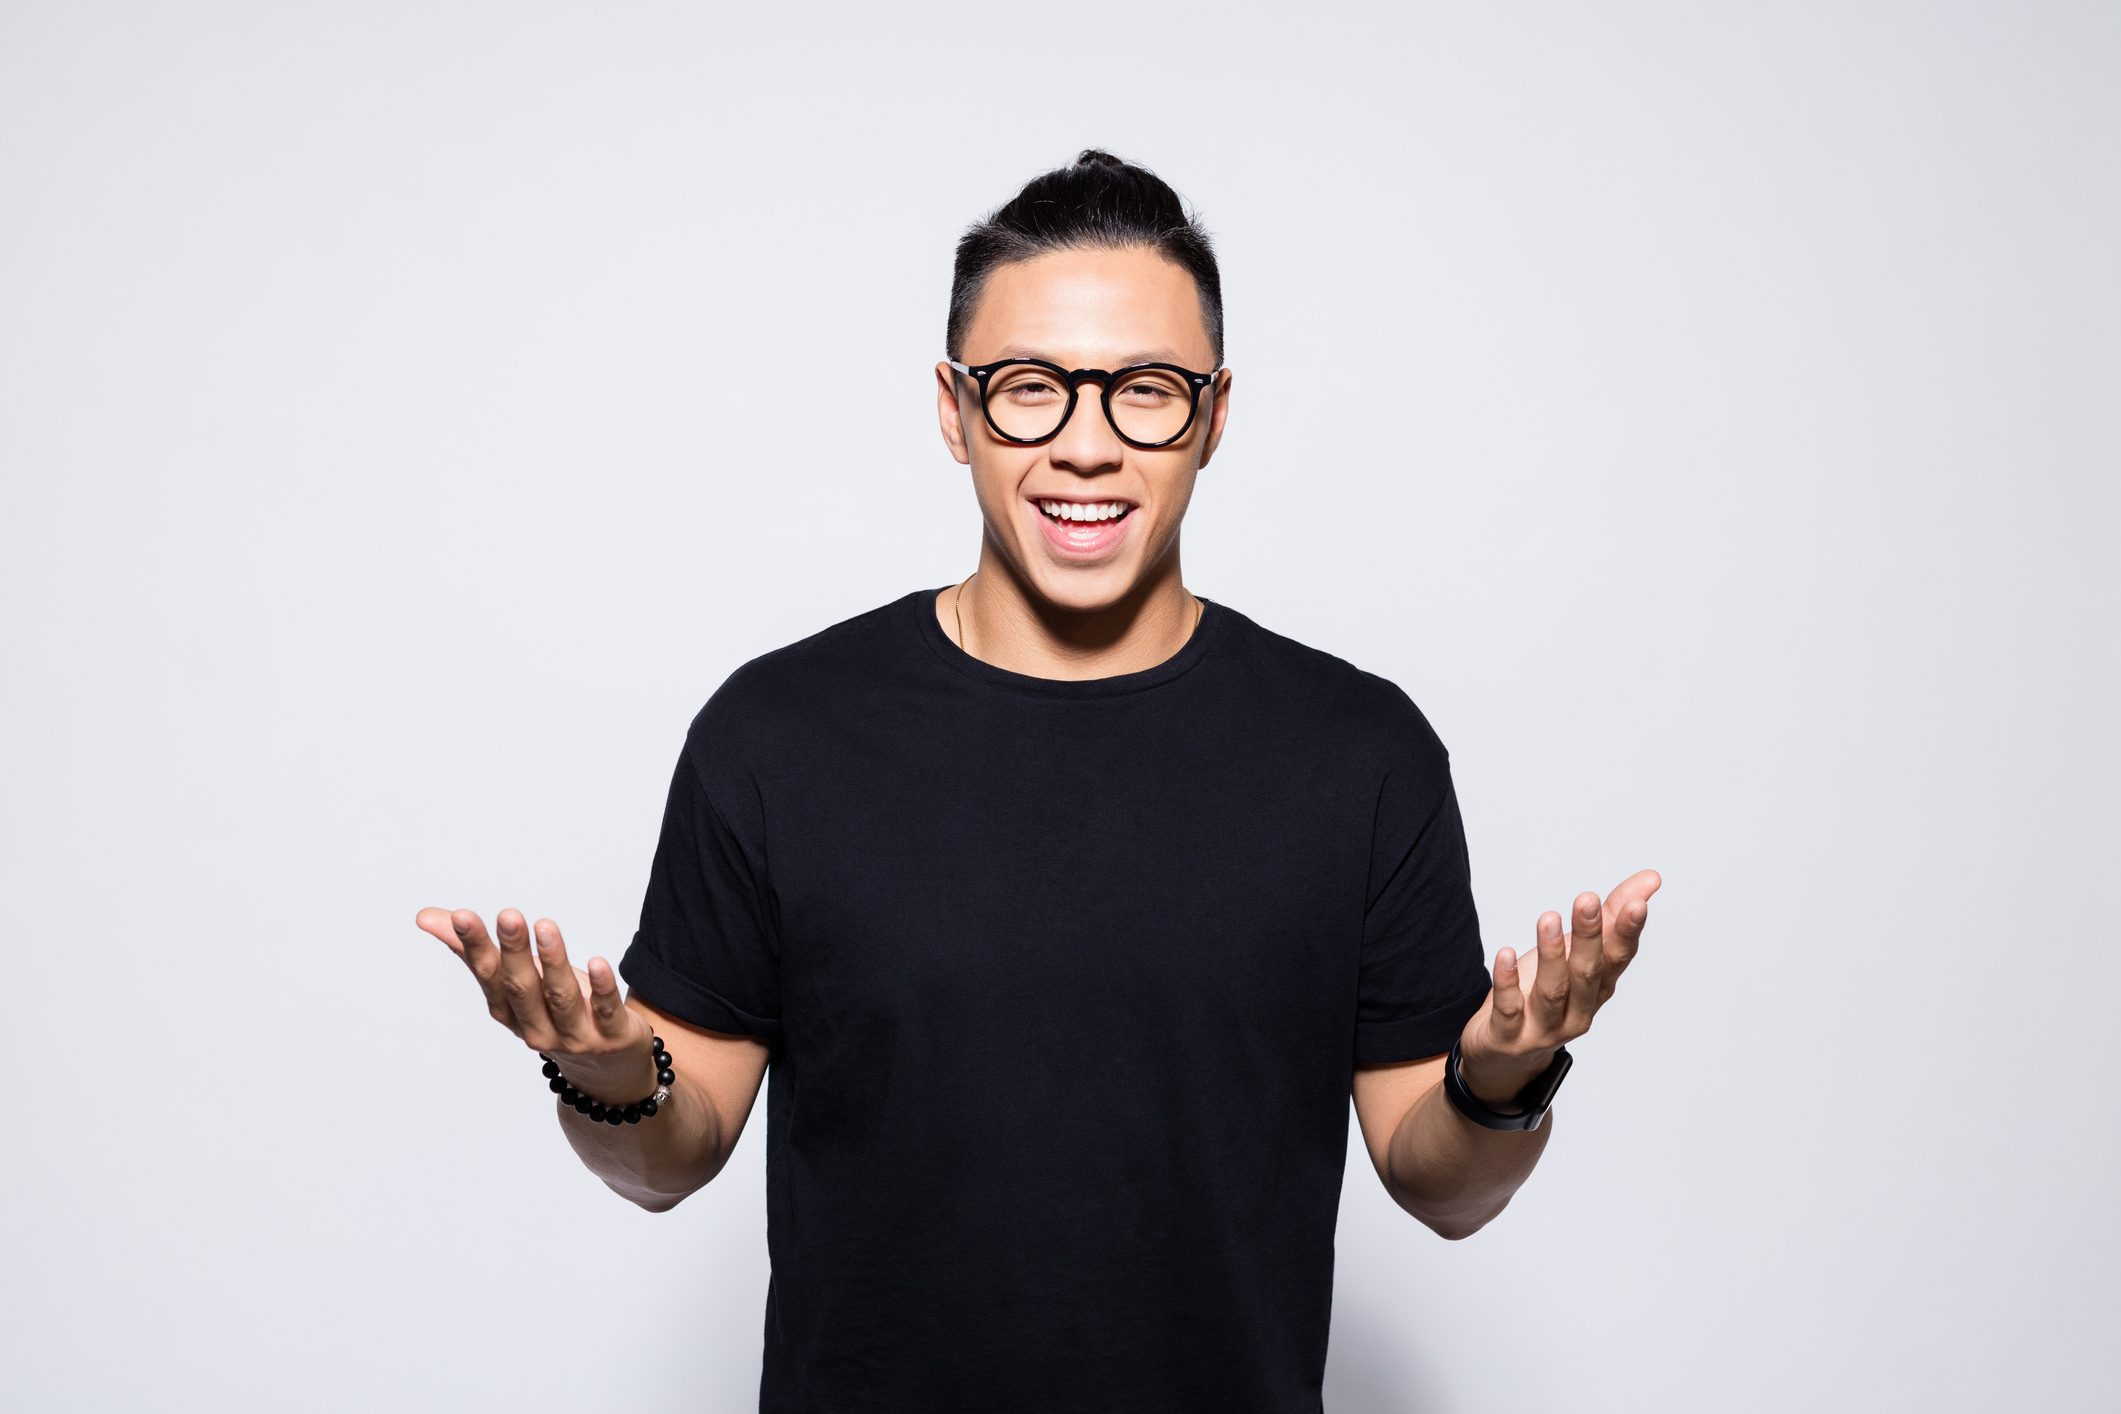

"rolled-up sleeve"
[1353,700,1493,1065]
[618,700,783,1042]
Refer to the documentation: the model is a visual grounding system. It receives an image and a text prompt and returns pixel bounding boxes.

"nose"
[1046,376,1126,475]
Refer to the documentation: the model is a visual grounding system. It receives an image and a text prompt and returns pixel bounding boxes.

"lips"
[1026,496,1135,561]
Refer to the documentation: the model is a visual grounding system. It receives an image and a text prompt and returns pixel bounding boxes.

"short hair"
[945,148,1223,368]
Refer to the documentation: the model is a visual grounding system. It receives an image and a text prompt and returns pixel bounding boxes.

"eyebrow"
[992,344,1192,366]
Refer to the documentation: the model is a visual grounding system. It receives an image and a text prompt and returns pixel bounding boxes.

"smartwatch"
[1443,1036,1571,1132]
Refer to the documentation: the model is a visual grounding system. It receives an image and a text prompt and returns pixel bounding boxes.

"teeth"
[1038,499,1130,523]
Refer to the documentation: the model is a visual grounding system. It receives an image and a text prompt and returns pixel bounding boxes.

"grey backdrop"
[3,2,2114,1410]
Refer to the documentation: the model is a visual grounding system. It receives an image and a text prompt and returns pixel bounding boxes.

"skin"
[415,240,1664,1235]
[410,905,766,1210]
[1352,872,1663,1238]
[932,245,1232,677]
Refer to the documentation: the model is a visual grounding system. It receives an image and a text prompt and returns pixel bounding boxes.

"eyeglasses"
[947,356,1222,449]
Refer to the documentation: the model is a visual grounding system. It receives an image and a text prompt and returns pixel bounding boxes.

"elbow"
[1416,1195,1510,1241]
[611,1173,707,1214]
[1386,1176,1495,1241]
[631,1170,719,1213]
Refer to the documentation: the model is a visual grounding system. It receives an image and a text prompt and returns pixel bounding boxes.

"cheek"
[1138,463,1199,519]
[966,456,1036,517]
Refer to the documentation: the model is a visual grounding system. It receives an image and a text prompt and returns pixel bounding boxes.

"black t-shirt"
[618,585,1492,1413]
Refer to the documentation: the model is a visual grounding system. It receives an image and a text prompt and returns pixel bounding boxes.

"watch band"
[1443,1036,1571,1132]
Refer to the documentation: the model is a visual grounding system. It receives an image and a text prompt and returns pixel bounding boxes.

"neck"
[940,552,1199,681]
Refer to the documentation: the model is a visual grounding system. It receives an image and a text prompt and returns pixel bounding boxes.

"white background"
[3,2,2114,1410]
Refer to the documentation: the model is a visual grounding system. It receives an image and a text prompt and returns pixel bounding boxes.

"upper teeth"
[1039,499,1129,522]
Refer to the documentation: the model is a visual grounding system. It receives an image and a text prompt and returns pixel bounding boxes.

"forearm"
[1383,1075,1554,1240]
[554,1067,727,1212]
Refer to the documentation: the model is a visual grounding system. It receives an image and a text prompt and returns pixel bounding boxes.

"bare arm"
[414,906,771,1213]
[1352,1051,1552,1240]
[555,994,772,1213]
[1350,874,1660,1239]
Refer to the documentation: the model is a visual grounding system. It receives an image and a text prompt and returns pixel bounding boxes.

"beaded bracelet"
[541,1034,673,1125]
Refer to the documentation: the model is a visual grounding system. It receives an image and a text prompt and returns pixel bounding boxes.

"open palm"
[1457,868,1662,1089]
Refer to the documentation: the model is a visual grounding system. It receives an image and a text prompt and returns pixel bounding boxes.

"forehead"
[962,245,1213,368]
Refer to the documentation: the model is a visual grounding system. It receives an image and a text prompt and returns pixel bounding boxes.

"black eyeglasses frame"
[946,356,1222,450]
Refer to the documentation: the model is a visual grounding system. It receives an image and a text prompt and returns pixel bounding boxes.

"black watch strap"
[1442,1036,1571,1131]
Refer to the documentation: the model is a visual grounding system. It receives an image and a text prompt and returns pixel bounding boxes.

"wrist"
[1459,1049,1557,1109]
[550,1045,661,1109]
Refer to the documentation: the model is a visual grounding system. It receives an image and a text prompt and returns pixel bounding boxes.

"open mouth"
[1027,496,1137,559]
[1032,497,1136,525]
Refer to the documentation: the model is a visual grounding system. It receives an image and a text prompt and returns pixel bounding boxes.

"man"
[417,148,1660,1412]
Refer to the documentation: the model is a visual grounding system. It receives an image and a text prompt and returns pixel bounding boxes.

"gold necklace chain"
[951,570,1203,655]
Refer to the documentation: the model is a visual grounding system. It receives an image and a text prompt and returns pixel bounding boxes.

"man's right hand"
[413,906,659,1107]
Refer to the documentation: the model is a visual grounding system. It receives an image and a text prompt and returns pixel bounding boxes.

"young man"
[418,149,1659,1412]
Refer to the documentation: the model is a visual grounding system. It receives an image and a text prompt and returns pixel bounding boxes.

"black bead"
[639,1098,659,1117]
[541,1060,560,1080]
[560,1085,580,1104]
[603,1109,624,1125]
[658,1067,675,1086]
[588,1102,608,1121]
[548,1077,566,1094]
[572,1095,594,1114]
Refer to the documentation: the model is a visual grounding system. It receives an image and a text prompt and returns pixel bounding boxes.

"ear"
[1195,367,1233,471]
[935,362,972,466]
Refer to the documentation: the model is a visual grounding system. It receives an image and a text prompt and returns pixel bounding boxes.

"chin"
[1021,572,1139,617]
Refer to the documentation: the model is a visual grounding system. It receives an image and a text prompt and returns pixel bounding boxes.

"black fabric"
[619,586,1493,1414]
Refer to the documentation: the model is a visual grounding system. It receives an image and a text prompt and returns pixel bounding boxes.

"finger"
[532,918,596,1048]
[1607,871,1657,957]
[1488,945,1526,1043]
[1565,892,1605,1036]
[1589,894,1647,1006]
[583,954,632,1041]
[491,908,557,1046]
[414,906,466,960]
[1532,911,1570,1033]
[448,909,516,1027]
[1612,896,1650,949]
[1607,869,1661,936]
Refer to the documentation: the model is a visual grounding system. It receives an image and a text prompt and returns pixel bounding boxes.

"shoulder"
[1213,601,1451,772]
[683,592,909,762]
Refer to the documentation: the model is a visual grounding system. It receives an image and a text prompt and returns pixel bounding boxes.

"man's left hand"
[1456,869,1663,1106]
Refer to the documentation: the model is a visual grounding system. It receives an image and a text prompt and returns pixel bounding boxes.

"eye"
[1114,375,1185,404]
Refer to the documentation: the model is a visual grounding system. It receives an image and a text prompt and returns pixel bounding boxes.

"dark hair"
[945,148,1223,367]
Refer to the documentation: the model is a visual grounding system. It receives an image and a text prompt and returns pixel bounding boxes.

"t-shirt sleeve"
[1354,702,1494,1065]
[616,709,784,1042]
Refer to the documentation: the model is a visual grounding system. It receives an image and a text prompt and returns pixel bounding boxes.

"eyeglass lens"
[985,364,1199,444]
